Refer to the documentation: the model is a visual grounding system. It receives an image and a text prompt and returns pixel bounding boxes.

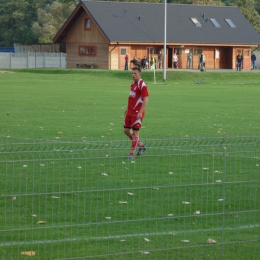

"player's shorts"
[124,112,145,130]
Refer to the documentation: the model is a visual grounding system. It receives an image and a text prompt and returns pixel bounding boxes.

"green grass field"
[1,69,260,140]
[0,69,259,260]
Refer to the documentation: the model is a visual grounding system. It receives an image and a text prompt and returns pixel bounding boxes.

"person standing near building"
[251,52,256,69]
[124,67,149,159]
[141,56,148,70]
[173,52,178,69]
[237,53,243,71]
[158,51,163,69]
[125,53,129,70]
[198,52,206,71]
[187,51,192,69]
[150,55,156,69]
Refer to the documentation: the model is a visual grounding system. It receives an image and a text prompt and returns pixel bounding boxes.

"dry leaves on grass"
[37,221,46,224]
[182,201,190,205]
[119,201,127,204]
[21,251,36,256]
[140,251,150,255]
[181,240,190,243]
[207,238,217,244]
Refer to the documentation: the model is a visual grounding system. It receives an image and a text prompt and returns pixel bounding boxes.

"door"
[119,47,128,69]
[168,48,173,68]
[215,48,220,69]
[243,49,251,70]
[147,47,160,69]
[174,48,183,68]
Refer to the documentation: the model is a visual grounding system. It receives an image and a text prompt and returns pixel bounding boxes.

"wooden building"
[53,1,260,70]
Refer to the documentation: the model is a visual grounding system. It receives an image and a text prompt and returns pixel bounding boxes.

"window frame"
[84,18,91,31]
[225,19,236,28]
[78,45,97,56]
[190,18,202,27]
[244,50,250,57]
[194,49,202,55]
[210,18,221,28]
[215,49,220,59]
[120,48,127,55]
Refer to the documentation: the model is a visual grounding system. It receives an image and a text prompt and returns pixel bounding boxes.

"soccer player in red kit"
[124,67,149,159]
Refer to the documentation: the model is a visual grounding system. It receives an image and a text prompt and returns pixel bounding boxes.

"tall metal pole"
[163,0,167,82]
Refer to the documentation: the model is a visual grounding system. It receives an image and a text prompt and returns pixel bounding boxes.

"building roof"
[54,1,260,45]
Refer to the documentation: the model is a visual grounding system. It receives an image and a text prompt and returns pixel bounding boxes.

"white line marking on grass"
[0,224,258,247]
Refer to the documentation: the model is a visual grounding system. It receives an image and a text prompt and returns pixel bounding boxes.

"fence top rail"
[0,135,259,153]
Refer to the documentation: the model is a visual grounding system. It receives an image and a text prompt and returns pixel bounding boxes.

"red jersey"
[127,79,149,116]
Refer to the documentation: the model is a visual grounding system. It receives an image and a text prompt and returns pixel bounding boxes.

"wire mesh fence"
[0,136,259,260]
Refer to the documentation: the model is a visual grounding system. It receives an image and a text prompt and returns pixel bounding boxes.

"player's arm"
[137,97,148,119]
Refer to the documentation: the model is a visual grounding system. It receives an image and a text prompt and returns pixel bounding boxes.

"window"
[175,48,182,55]
[85,18,91,30]
[191,18,202,27]
[148,47,160,55]
[225,19,236,28]
[244,50,250,57]
[78,46,96,56]
[194,49,202,55]
[121,48,126,55]
[210,18,221,28]
[215,49,220,59]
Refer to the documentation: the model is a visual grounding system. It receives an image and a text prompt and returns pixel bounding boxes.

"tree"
[32,1,75,43]
[0,0,56,47]
[234,0,260,33]
[255,1,260,14]
[183,0,224,5]
[0,0,38,46]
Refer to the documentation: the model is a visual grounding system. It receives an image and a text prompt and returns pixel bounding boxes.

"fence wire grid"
[0,136,259,260]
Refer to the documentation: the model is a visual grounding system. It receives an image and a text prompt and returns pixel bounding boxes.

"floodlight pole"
[163,0,167,82]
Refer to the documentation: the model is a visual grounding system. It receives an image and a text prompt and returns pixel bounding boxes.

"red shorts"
[124,112,145,130]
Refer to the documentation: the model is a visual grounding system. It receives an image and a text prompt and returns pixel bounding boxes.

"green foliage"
[235,0,260,33]
[32,0,76,43]
[0,0,39,46]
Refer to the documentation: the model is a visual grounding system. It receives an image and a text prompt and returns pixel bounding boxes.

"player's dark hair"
[132,67,141,73]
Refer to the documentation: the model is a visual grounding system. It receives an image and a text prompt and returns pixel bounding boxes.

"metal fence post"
[221,135,226,260]
[27,52,29,68]
[10,53,12,69]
